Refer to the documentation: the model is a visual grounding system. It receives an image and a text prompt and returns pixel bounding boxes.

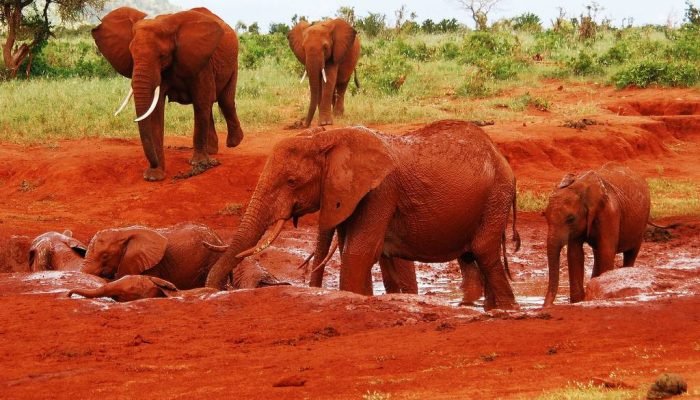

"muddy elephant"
[92,7,244,181]
[28,230,87,272]
[81,223,225,290]
[288,18,360,127]
[68,275,178,302]
[543,163,651,306]
[206,120,520,310]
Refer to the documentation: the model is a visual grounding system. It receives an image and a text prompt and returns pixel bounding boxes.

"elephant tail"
[511,185,521,252]
[353,68,360,89]
[647,220,681,229]
[501,232,512,280]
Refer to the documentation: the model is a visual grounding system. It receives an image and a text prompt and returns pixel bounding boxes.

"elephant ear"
[557,173,576,189]
[91,7,147,78]
[331,19,357,64]
[172,11,224,77]
[116,228,168,277]
[62,229,88,257]
[583,173,609,236]
[287,20,310,64]
[315,128,394,231]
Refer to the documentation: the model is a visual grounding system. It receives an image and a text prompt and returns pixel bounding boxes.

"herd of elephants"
[6,7,667,310]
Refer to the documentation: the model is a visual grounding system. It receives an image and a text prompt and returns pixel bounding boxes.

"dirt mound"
[606,100,700,116]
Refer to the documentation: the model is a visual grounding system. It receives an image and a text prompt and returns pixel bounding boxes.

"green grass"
[648,178,700,217]
[534,382,645,400]
[518,189,549,212]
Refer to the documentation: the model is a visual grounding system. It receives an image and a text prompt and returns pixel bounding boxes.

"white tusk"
[114,88,133,116]
[236,219,286,258]
[322,68,327,83]
[299,70,307,83]
[134,86,161,122]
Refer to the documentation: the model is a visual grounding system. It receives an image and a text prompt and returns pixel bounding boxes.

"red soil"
[0,84,699,398]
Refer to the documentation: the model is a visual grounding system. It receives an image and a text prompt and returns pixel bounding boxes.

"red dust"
[0,85,699,398]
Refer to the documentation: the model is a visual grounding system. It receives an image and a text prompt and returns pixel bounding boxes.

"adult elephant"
[543,163,651,306]
[92,7,244,181]
[80,223,225,290]
[29,230,87,272]
[288,18,360,127]
[206,120,520,310]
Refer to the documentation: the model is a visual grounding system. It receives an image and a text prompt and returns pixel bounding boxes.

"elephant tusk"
[134,86,161,122]
[299,70,307,83]
[114,88,133,116]
[309,236,339,275]
[321,68,327,83]
[236,219,286,258]
[203,241,228,253]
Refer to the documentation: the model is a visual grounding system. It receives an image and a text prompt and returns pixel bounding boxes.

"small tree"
[686,0,700,25]
[454,0,503,30]
[356,12,386,38]
[1,0,106,79]
[512,12,542,32]
[336,6,355,25]
[268,22,290,35]
[247,22,260,35]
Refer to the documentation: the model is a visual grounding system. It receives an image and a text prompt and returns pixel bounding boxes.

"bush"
[456,71,495,98]
[566,51,603,76]
[360,53,412,95]
[512,13,542,33]
[666,25,700,61]
[356,13,386,38]
[612,60,700,88]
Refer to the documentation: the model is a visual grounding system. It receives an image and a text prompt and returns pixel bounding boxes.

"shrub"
[456,71,495,98]
[612,60,700,88]
[360,53,412,95]
[512,13,542,33]
[666,25,700,61]
[356,13,386,38]
[566,51,603,76]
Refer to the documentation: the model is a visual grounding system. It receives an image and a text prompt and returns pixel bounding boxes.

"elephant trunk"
[131,65,161,168]
[544,237,564,307]
[68,286,106,299]
[304,59,323,127]
[205,197,275,289]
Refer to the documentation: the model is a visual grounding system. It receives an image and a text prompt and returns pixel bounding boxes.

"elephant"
[28,230,87,272]
[68,275,177,302]
[80,223,225,290]
[206,120,520,310]
[543,163,651,306]
[288,18,361,127]
[92,7,244,181]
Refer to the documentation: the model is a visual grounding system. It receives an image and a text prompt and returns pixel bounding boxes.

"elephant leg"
[622,243,642,267]
[319,66,339,126]
[218,76,244,148]
[138,96,166,181]
[379,256,417,294]
[333,80,349,116]
[458,253,483,305]
[207,111,219,155]
[472,249,516,311]
[567,240,586,303]
[593,241,617,276]
[191,101,213,165]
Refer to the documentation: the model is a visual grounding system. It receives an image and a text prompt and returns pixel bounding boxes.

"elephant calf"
[29,230,87,272]
[543,163,651,306]
[81,222,225,290]
[68,275,177,302]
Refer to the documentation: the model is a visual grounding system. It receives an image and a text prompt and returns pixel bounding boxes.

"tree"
[1,0,105,79]
[686,0,700,25]
[268,22,290,35]
[336,6,355,25]
[454,0,503,30]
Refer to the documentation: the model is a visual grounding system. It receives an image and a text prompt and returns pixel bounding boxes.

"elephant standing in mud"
[543,163,651,306]
[80,223,225,290]
[206,120,520,310]
[92,7,244,181]
[29,230,87,272]
[288,18,360,127]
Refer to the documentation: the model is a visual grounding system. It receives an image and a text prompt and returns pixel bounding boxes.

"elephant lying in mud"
[29,230,87,272]
[544,163,651,306]
[206,120,520,310]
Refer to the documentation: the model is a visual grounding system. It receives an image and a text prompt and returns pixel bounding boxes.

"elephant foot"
[458,300,479,307]
[143,168,165,182]
[207,141,219,155]
[226,128,244,148]
[319,119,333,126]
[174,158,220,180]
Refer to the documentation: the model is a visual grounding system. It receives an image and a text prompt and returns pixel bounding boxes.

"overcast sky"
[168,0,690,31]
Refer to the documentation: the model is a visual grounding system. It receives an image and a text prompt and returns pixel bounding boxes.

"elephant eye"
[565,215,576,224]
[287,177,298,188]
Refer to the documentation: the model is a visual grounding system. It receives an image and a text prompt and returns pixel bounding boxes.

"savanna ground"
[1,12,700,399]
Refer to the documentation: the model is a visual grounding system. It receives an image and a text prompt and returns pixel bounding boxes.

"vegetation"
[534,381,645,399]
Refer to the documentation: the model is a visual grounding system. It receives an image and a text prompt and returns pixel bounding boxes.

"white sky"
[169,0,690,31]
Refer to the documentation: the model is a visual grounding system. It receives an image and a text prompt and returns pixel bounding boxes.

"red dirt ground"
[1,84,699,398]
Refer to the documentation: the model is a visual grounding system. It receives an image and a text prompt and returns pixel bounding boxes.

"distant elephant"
[206,120,520,310]
[92,7,244,181]
[543,163,651,306]
[81,223,225,290]
[68,275,177,302]
[288,18,360,127]
[28,230,87,272]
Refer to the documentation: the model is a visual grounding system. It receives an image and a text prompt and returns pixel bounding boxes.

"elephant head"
[206,127,394,288]
[81,227,168,280]
[288,19,357,127]
[92,7,224,179]
[28,230,87,272]
[543,172,608,306]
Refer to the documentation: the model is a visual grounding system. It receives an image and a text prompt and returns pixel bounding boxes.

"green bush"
[566,51,603,76]
[455,71,495,98]
[666,25,700,61]
[512,13,542,33]
[612,60,700,88]
[360,53,412,95]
